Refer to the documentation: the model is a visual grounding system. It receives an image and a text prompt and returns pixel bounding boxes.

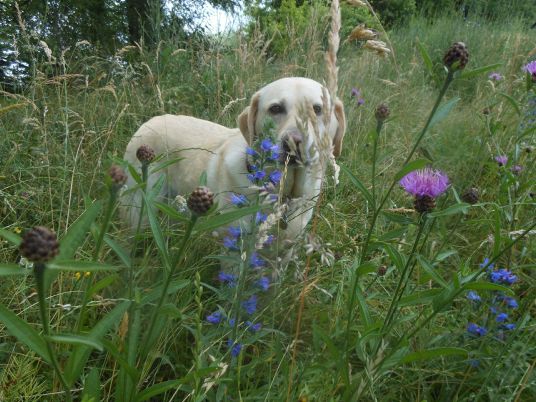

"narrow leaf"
[47,261,120,272]
[497,92,521,116]
[416,39,434,76]
[195,205,261,233]
[429,97,460,129]
[401,347,467,363]
[154,201,189,222]
[0,229,22,246]
[46,334,104,351]
[340,164,373,206]
[150,156,184,174]
[399,288,442,306]
[81,367,101,402]
[416,254,448,288]
[463,281,514,295]
[103,235,131,268]
[428,203,470,217]
[0,264,27,276]
[459,63,502,80]
[142,193,171,270]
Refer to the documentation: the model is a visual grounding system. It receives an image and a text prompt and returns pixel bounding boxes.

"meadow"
[0,5,535,401]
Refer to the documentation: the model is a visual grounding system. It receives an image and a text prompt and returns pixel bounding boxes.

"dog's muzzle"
[279,130,303,165]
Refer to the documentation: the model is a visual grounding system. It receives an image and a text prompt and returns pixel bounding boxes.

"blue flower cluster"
[466,258,519,339]
[205,130,281,359]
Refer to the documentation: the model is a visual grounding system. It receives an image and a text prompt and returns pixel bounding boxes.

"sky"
[203,3,245,34]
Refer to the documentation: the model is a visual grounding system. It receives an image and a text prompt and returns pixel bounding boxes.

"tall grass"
[0,10,535,401]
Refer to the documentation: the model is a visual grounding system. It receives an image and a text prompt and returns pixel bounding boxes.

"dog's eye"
[269,104,285,114]
[313,104,322,115]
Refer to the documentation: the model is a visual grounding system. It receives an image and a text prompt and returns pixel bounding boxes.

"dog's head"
[238,77,346,163]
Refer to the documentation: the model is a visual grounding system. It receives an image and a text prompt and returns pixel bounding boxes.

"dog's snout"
[280,130,303,164]
[282,131,303,149]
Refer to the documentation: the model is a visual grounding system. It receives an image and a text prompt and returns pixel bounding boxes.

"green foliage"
[340,2,377,41]
[370,0,416,27]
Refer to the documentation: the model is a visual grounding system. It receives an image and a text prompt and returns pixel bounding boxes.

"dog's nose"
[282,131,303,151]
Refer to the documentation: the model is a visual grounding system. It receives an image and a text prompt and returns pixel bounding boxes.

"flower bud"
[136,144,155,164]
[20,226,59,263]
[109,165,127,187]
[375,103,390,122]
[187,186,214,215]
[443,42,469,71]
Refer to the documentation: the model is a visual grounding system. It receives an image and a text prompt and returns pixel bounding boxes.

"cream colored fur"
[120,77,346,239]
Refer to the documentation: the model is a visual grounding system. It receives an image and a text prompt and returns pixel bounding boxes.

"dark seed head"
[136,144,156,164]
[443,42,469,71]
[375,103,390,122]
[187,186,214,215]
[414,195,436,214]
[109,165,127,186]
[461,187,479,205]
[19,226,59,263]
[377,265,387,276]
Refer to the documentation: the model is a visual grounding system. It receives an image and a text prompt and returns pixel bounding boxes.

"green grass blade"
[401,347,467,363]
[416,254,448,288]
[47,261,121,272]
[194,205,262,233]
[46,334,104,351]
[416,39,434,77]
[429,97,460,129]
[0,229,22,246]
[459,63,502,80]
[104,235,132,268]
[340,164,373,206]
[0,264,27,276]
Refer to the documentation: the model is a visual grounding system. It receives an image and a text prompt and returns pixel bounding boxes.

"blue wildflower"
[255,212,267,224]
[468,359,480,368]
[242,295,257,314]
[260,139,273,152]
[467,291,481,302]
[269,170,282,184]
[250,252,265,268]
[269,144,281,161]
[230,193,248,207]
[206,311,223,324]
[480,258,495,270]
[467,323,487,337]
[496,312,508,322]
[257,276,270,291]
[227,339,242,357]
[490,306,497,314]
[503,297,518,309]
[218,272,237,287]
[228,226,241,238]
[503,323,516,330]
[246,147,257,156]
[223,236,238,250]
[246,321,262,332]
[228,318,236,327]
[263,235,275,246]
[490,268,517,285]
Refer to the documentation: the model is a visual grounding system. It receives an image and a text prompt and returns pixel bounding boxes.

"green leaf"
[46,334,104,351]
[399,288,442,306]
[428,203,470,217]
[104,236,132,268]
[497,92,521,116]
[459,63,502,80]
[65,301,130,385]
[127,163,142,185]
[199,171,208,186]
[57,201,102,261]
[87,275,119,300]
[435,250,457,262]
[0,229,22,246]
[379,227,408,241]
[340,164,373,206]
[429,97,460,129]
[0,263,27,276]
[463,281,514,295]
[401,347,467,363]
[394,158,431,181]
[416,39,434,76]
[154,201,189,222]
[356,262,376,277]
[0,304,50,363]
[81,367,101,402]
[312,323,341,361]
[376,242,405,271]
[381,211,415,225]
[101,339,139,384]
[141,279,190,305]
[416,254,448,288]
[195,205,262,233]
[47,261,121,272]
[150,156,184,174]
[142,193,171,270]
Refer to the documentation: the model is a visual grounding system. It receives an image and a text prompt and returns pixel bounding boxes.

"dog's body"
[121,77,345,239]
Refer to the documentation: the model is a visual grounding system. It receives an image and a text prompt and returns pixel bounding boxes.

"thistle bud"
[377,265,387,276]
[414,195,436,214]
[109,165,127,187]
[443,42,469,71]
[20,226,59,263]
[187,186,214,215]
[136,144,155,164]
[375,103,390,122]
[461,187,479,205]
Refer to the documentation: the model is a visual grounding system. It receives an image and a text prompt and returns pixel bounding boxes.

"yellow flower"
[75,272,81,280]
[14,227,22,234]
[84,271,91,277]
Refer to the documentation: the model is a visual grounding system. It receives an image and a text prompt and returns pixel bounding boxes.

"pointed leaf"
[142,193,171,270]
[150,156,184,174]
[429,97,460,129]
[47,261,121,272]
[81,367,101,402]
[46,334,104,351]
[401,347,467,363]
[463,281,514,295]
[0,229,22,246]
[104,235,131,268]
[416,39,434,76]
[195,205,261,233]
[416,254,448,288]
[497,92,521,116]
[428,203,470,217]
[0,264,27,276]
[459,63,502,80]
[394,158,431,181]
[340,164,373,206]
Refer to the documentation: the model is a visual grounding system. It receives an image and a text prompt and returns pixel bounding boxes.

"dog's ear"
[332,98,346,157]
[238,92,260,145]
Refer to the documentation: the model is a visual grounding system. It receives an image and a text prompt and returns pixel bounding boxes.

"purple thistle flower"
[503,297,518,309]
[206,311,223,324]
[260,139,274,152]
[246,147,257,156]
[255,212,267,224]
[257,276,270,291]
[466,291,481,302]
[230,193,248,207]
[228,226,241,238]
[467,323,487,337]
[511,165,523,174]
[269,170,282,184]
[523,60,536,81]
[504,323,516,330]
[495,155,508,166]
[242,295,257,315]
[227,339,242,357]
[218,271,237,286]
[250,252,266,268]
[246,321,262,332]
[488,72,503,81]
[223,236,239,250]
[399,168,449,198]
[350,87,365,106]
[496,312,508,323]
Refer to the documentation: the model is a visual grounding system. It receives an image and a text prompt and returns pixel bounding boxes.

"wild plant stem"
[35,264,73,402]
[343,70,454,366]
[371,120,383,208]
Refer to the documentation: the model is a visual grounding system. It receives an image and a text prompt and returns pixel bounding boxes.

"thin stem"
[371,120,383,208]
[35,264,73,402]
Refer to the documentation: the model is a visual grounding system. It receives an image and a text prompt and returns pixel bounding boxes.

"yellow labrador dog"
[120,77,346,239]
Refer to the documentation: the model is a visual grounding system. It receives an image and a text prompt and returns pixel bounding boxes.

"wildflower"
[223,237,239,250]
[523,60,536,81]
[250,252,265,268]
[263,235,275,247]
[75,272,81,281]
[136,144,155,164]
[350,88,365,107]
[377,265,388,276]
[260,139,274,152]
[490,268,517,285]
[488,72,503,81]
[467,323,487,337]
[246,321,262,332]
[503,323,516,330]
[257,276,270,291]
[109,165,127,187]
[480,258,495,270]
[468,359,480,368]
[503,297,518,309]
[443,42,469,71]
[269,170,282,184]
[496,312,508,323]
[247,169,266,182]
[230,193,248,207]
[495,155,508,167]
[511,165,523,175]
[375,103,390,122]
[228,318,236,327]
[399,168,449,213]
[466,291,481,302]
[13,227,22,234]
[269,145,281,161]
[227,339,242,357]
[206,311,223,324]
[255,212,267,224]
[218,272,237,287]
[228,226,241,238]
[242,295,257,314]
[246,147,257,156]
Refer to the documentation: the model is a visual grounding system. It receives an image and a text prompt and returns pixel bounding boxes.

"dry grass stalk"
[325,0,341,101]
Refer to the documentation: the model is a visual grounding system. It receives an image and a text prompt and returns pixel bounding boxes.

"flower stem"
[35,264,72,402]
